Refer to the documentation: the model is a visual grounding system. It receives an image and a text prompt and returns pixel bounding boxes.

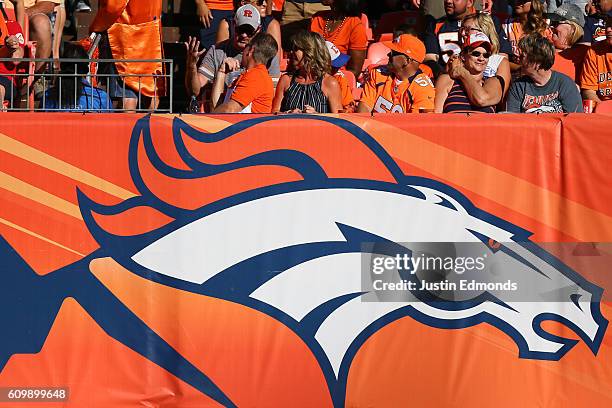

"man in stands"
[185,4,280,102]
[24,0,60,73]
[423,0,511,77]
[357,34,435,113]
[548,3,587,80]
[0,3,25,107]
[213,32,277,113]
[325,40,355,113]
[580,15,612,103]
[506,32,582,112]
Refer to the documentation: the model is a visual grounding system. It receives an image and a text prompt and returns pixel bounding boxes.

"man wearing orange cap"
[357,34,435,114]
[90,0,164,110]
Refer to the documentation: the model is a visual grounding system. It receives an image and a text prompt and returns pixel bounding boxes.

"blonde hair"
[565,21,584,46]
[462,12,500,54]
[523,0,549,35]
[290,31,331,80]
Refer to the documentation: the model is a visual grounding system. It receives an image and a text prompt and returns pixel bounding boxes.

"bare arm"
[346,49,366,79]
[184,36,208,97]
[322,75,342,113]
[434,74,453,113]
[449,56,502,107]
[215,18,230,45]
[9,0,26,29]
[195,0,213,29]
[210,58,240,108]
[266,19,282,66]
[581,89,602,103]
[213,99,244,113]
[272,74,290,113]
[356,100,371,113]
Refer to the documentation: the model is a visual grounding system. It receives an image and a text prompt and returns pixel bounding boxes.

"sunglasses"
[387,51,417,63]
[469,50,491,58]
[237,24,258,37]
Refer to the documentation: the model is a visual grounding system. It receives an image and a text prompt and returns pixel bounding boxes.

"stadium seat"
[361,13,373,42]
[378,33,393,42]
[594,100,612,113]
[366,42,390,66]
[375,11,419,38]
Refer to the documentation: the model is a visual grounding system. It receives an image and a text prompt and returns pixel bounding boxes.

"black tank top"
[280,75,330,113]
[443,80,496,113]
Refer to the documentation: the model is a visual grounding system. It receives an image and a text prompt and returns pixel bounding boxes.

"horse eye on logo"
[0,115,607,408]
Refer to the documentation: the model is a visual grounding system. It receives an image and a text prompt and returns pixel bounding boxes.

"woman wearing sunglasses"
[434,32,504,113]
[460,12,511,98]
[272,30,342,113]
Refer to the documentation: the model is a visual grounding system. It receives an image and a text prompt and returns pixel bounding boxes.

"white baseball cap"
[325,41,350,68]
[235,4,261,30]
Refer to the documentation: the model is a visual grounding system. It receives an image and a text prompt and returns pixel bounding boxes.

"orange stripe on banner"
[345,116,612,241]
[0,171,82,220]
[156,114,233,133]
[0,133,136,200]
[0,217,84,257]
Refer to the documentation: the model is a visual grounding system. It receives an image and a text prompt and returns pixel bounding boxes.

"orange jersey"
[204,0,234,11]
[334,71,355,112]
[360,65,435,113]
[580,42,612,101]
[310,12,368,53]
[552,46,588,82]
[229,64,274,113]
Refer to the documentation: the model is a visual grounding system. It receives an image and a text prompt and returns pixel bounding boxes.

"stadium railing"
[0,58,174,113]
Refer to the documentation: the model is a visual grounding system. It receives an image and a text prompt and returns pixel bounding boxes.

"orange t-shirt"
[229,64,274,113]
[310,12,368,53]
[205,0,234,11]
[580,42,612,101]
[552,46,588,82]
[334,71,355,111]
[360,66,435,113]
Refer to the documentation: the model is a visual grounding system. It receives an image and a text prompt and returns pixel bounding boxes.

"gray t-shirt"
[506,71,583,113]
[198,40,280,86]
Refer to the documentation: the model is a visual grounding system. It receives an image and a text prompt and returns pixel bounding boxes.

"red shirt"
[0,20,25,83]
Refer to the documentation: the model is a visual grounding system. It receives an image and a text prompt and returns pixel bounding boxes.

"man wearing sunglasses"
[580,14,612,104]
[506,32,582,112]
[357,34,435,114]
[185,4,280,102]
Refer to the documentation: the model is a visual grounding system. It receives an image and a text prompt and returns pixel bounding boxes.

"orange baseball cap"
[382,34,426,63]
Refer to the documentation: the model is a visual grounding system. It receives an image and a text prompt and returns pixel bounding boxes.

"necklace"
[324,15,347,39]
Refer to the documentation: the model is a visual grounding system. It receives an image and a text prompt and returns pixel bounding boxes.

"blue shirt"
[44,83,112,112]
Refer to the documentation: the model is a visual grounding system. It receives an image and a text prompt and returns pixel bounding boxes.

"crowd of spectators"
[1,0,612,113]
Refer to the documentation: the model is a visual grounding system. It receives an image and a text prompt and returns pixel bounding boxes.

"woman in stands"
[503,0,551,74]
[44,42,111,112]
[215,0,281,63]
[272,30,342,113]
[460,12,511,97]
[310,0,367,78]
[434,32,503,113]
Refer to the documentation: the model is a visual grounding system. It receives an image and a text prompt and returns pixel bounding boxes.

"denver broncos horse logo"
[0,115,607,407]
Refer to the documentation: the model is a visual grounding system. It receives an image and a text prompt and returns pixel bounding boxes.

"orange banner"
[0,113,610,407]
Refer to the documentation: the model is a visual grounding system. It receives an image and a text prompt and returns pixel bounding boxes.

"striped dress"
[443,80,496,114]
[280,75,330,113]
